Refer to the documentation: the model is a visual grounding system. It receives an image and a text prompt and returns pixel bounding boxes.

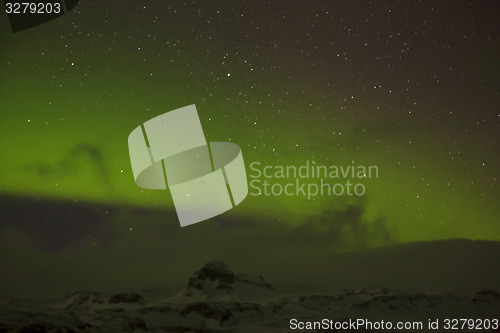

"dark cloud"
[0,194,396,297]
[292,204,395,252]
[1,197,498,299]
[25,143,113,193]
[0,194,115,252]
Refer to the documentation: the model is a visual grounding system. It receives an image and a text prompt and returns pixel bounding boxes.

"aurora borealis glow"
[0,0,499,297]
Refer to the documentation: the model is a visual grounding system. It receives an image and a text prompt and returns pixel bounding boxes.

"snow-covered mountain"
[0,259,499,332]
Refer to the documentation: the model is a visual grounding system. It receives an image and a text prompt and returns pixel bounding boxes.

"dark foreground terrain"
[1,260,499,332]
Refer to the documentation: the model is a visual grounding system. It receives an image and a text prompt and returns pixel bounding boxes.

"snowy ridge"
[0,260,499,332]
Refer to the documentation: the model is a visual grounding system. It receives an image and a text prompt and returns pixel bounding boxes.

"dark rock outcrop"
[65,291,105,308]
[108,292,144,304]
[186,260,273,293]
[188,260,236,290]
[236,273,273,290]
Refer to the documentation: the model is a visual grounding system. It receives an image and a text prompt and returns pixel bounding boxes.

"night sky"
[0,0,499,297]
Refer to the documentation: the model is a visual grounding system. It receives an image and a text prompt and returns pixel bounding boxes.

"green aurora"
[0,0,498,245]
